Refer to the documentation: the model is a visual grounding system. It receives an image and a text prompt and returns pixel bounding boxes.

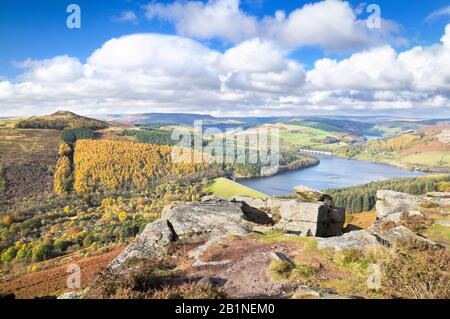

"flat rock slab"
[161,200,252,239]
[376,190,421,217]
[317,230,380,251]
[318,226,437,252]
[375,226,437,246]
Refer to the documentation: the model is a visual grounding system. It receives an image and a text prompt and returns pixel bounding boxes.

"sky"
[0,0,450,117]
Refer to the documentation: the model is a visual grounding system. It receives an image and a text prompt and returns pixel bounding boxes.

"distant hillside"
[99,113,217,126]
[287,118,374,136]
[335,124,450,171]
[16,111,109,130]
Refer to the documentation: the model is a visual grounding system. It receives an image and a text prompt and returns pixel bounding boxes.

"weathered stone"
[318,225,438,252]
[292,286,354,299]
[280,201,328,222]
[275,220,321,236]
[161,199,252,239]
[266,198,290,214]
[376,190,421,217]
[276,200,344,237]
[109,219,173,270]
[294,185,332,203]
[231,196,267,211]
[376,210,424,224]
[374,226,437,247]
[317,230,380,251]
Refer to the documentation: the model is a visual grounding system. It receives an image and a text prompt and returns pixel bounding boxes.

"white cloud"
[15,56,83,83]
[219,38,287,73]
[145,0,404,52]
[307,25,450,92]
[1,24,450,117]
[264,0,371,51]
[112,10,139,24]
[145,0,258,43]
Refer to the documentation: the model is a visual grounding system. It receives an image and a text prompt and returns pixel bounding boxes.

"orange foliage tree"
[73,140,212,194]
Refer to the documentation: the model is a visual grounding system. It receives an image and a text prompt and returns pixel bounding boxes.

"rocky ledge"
[110,186,345,271]
[109,186,444,281]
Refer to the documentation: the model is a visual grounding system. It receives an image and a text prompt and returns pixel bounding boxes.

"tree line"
[327,175,450,213]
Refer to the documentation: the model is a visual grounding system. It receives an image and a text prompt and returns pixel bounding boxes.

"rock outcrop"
[317,225,437,251]
[161,199,254,239]
[109,219,174,270]
[317,230,380,251]
[110,198,271,270]
[294,185,332,204]
[375,190,421,217]
[375,226,436,246]
[231,186,345,237]
[275,200,345,237]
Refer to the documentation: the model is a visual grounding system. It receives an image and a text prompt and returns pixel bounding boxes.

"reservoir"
[239,155,426,195]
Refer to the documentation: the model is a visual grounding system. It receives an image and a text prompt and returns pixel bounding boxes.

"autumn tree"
[54,155,72,194]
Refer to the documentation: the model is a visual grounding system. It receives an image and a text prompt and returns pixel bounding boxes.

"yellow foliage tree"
[73,140,211,194]
[54,155,72,194]
[58,142,73,157]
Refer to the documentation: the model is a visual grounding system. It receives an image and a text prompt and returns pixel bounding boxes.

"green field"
[204,177,268,200]
[278,125,345,151]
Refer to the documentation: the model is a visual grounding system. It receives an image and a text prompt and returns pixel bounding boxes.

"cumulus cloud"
[145,0,258,43]
[307,25,450,92]
[263,0,371,51]
[145,0,404,52]
[1,24,450,117]
[15,56,83,83]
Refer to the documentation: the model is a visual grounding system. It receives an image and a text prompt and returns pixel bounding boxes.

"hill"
[15,111,109,130]
[255,122,358,152]
[334,124,450,171]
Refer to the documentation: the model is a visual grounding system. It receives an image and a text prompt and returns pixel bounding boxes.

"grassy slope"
[0,118,60,161]
[204,177,268,200]
[335,127,450,171]
[274,124,348,151]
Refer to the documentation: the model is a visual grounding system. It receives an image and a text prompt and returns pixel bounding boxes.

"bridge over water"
[298,149,332,156]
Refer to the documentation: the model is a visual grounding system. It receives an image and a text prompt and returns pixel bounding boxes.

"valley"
[0,111,449,299]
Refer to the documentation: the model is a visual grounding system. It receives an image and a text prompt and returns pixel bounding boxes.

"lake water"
[239,155,426,195]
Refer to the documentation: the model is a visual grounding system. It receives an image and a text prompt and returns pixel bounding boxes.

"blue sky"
[1,0,449,77]
[1,0,450,117]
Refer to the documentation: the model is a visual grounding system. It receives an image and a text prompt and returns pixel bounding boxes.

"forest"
[327,175,450,213]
